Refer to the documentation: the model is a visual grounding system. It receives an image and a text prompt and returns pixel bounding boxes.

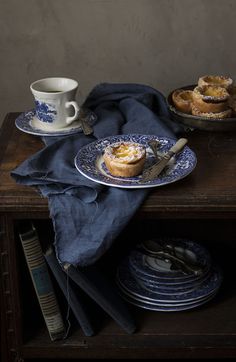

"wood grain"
[1,113,236,217]
[2,113,236,360]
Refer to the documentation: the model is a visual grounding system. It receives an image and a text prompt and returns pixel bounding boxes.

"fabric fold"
[11,83,182,266]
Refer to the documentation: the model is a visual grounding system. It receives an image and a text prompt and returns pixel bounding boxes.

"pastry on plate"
[192,105,232,119]
[103,142,146,177]
[192,85,229,113]
[198,75,233,89]
[172,89,193,114]
[193,85,230,103]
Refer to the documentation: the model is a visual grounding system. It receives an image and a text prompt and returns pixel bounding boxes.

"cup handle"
[65,101,80,125]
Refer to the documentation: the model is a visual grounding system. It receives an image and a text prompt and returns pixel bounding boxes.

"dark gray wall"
[1,0,236,126]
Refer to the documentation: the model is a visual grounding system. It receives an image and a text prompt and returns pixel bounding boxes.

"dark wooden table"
[1,113,236,361]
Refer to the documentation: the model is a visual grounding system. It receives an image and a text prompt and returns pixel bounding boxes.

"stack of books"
[19,222,136,340]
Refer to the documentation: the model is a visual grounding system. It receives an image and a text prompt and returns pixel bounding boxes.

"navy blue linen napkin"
[11,83,182,266]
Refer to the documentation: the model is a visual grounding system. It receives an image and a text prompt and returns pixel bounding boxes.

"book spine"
[65,264,136,334]
[19,225,65,341]
[44,247,94,336]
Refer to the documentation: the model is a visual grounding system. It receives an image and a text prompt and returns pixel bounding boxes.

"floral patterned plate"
[15,109,96,137]
[129,238,211,282]
[74,134,197,189]
[116,259,222,304]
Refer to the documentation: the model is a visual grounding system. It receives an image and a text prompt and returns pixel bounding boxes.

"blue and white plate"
[74,134,197,189]
[117,285,218,312]
[15,109,96,137]
[117,278,218,307]
[129,238,211,283]
[116,261,222,304]
[132,270,212,295]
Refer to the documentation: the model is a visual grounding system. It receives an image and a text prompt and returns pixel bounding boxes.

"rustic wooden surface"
[2,113,236,361]
[1,113,236,217]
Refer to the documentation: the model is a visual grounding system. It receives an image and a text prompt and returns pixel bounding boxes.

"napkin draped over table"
[11,83,181,266]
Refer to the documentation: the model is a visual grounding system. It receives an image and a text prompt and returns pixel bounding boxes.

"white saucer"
[15,109,83,136]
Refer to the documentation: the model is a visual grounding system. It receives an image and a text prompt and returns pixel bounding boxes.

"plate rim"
[118,287,218,311]
[117,278,219,306]
[116,261,222,303]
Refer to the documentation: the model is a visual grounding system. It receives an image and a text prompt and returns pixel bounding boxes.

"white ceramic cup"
[30,77,80,130]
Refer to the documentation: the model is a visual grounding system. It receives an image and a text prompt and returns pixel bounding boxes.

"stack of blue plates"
[116,238,223,312]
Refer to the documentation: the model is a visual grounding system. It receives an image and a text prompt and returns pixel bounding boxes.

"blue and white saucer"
[15,109,96,137]
[74,134,197,189]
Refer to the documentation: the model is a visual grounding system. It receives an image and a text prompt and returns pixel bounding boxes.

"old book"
[19,223,66,341]
[44,247,94,336]
[64,263,136,334]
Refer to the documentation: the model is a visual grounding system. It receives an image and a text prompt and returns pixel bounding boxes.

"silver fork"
[147,140,163,160]
[141,239,204,276]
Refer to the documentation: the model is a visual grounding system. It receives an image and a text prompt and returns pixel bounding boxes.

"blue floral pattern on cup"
[35,100,57,123]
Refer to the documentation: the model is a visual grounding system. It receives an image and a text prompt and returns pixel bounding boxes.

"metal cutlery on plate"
[141,239,204,276]
[142,138,188,181]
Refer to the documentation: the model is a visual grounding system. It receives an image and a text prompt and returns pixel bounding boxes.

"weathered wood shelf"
[1,113,236,361]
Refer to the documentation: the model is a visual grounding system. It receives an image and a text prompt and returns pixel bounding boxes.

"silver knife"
[142,138,188,181]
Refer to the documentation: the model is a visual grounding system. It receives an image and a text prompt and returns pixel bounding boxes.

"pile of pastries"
[172,75,236,118]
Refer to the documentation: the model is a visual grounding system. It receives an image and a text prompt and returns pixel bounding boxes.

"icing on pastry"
[103,142,146,177]
[192,87,229,113]
[193,85,229,103]
[198,75,233,89]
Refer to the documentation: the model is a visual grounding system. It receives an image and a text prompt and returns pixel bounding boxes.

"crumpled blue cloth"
[11,83,181,266]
